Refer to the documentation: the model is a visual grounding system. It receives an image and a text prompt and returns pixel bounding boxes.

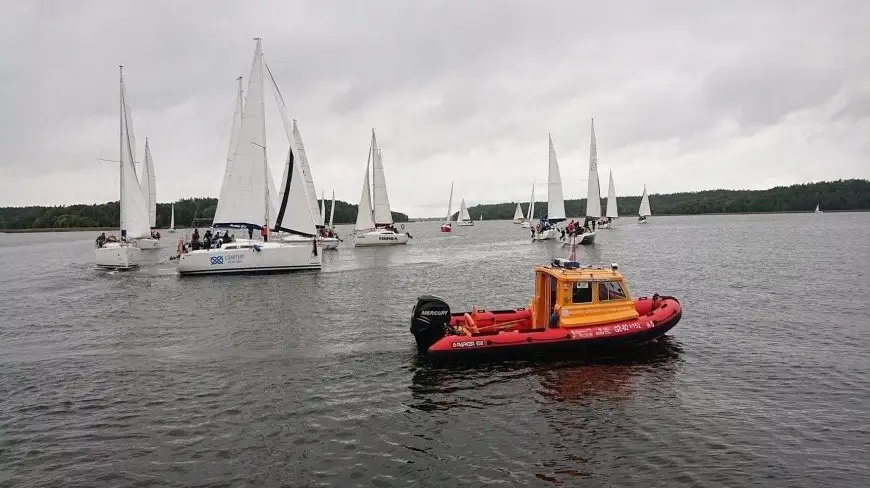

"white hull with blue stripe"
[176,239,321,275]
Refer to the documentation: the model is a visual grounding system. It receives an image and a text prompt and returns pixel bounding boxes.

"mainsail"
[142,138,157,227]
[370,131,393,225]
[585,119,602,218]
[547,135,566,221]
[445,181,454,222]
[527,181,536,220]
[354,148,376,231]
[605,170,618,218]
[117,66,151,239]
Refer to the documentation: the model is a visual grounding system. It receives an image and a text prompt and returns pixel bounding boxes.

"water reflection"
[407,337,683,413]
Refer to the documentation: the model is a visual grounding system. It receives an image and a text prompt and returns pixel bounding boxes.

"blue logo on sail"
[210,256,224,265]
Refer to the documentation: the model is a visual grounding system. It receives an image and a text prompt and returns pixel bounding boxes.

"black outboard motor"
[410,295,451,354]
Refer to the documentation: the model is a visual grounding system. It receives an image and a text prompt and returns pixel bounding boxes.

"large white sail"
[142,138,157,227]
[513,202,524,221]
[547,135,566,221]
[118,66,151,239]
[213,77,244,226]
[370,130,393,225]
[605,169,618,218]
[170,203,175,230]
[638,185,651,217]
[585,119,602,218]
[445,181,454,222]
[355,149,376,231]
[213,40,277,229]
[292,119,323,227]
[459,198,471,221]
[527,181,536,220]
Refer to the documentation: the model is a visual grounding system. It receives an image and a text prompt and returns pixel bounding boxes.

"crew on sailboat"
[95,232,107,248]
[150,229,161,239]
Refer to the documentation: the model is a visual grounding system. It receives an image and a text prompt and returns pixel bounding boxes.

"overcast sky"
[1,0,868,217]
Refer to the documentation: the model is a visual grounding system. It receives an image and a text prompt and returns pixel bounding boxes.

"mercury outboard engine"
[410,295,451,354]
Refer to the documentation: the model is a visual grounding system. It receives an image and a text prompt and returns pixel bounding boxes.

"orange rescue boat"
[410,260,682,358]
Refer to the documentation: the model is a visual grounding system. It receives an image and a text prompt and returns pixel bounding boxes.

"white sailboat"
[95,66,150,270]
[457,198,474,226]
[512,202,524,223]
[176,38,321,275]
[599,169,618,229]
[638,185,651,223]
[521,182,535,228]
[353,129,410,246]
[134,138,162,249]
[533,134,566,240]
[814,202,822,214]
[168,203,176,233]
[440,181,454,232]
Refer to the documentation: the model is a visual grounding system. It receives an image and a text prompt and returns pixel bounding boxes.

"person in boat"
[222,231,232,244]
[260,226,268,242]
[190,228,201,251]
[203,229,213,249]
[247,225,254,239]
[95,232,107,248]
[106,234,118,243]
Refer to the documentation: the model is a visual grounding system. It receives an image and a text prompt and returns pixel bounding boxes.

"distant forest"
[462,179,870,221]
[0,179,867,230]
[0,198,409,230]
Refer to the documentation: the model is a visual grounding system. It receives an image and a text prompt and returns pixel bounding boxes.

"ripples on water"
[1,213,869,487]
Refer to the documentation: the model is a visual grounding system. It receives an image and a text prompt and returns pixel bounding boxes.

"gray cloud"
[1,0,868,216]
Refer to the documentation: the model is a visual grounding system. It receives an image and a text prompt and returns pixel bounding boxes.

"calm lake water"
[1,213,869,487]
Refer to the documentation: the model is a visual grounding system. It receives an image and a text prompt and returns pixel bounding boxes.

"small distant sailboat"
[353,130,411,246]
[599,170,618,229]
[457,198,474,226]
[521,182,535,228]
[533,134,566,241]
[814,202,822,214]
[512,202,524,224]
[479,214,483,221]
[168,203,176,233]
[638,185,651,223]
[95,66,151,270]
[440,181,454,232]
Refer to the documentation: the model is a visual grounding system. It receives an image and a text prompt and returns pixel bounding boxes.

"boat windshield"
[571,281,592,303]
[598,281,626,301]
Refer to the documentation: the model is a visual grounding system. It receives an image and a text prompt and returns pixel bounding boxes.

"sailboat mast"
[118,65,124,235]
[255,38,269,231]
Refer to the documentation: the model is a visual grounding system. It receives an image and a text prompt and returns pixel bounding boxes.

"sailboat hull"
[440,224,452,232]
[521,221,531,228]
[560,232,596,245]
[95,242,141,270]
[456,220,474,227]
[133,237,162,250]
[177,240,321,275]
[532,228,558,241]
[354,229,410,246]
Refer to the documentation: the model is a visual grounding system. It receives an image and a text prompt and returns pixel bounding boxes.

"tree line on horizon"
[0,198,409,230]
[0,179,867,230]
[462,179,870,220]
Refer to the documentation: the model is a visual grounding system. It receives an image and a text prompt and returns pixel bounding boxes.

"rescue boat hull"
[414,296,682,359]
